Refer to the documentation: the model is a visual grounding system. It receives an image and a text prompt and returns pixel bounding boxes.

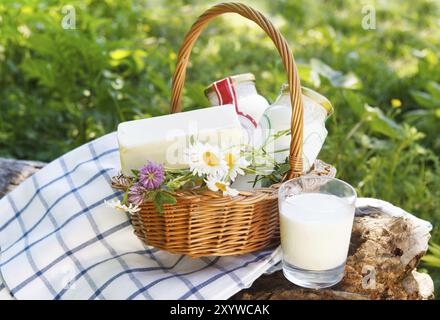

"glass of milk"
[278,176,357,289]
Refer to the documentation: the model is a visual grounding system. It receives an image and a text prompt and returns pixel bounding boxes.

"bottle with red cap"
[204,73,270,147]
[204,73,272,190]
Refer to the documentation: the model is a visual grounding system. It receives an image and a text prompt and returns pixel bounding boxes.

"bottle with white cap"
[259,84,333,173]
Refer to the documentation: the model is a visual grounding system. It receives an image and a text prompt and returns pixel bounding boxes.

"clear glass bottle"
[205,73,270,146]
[205,73,270,190]
[261,84,333,172]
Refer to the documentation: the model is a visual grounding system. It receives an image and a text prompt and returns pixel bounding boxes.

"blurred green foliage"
[1,0,440,296]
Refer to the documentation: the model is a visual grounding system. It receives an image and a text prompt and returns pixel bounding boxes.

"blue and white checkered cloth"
[0,132,281,300]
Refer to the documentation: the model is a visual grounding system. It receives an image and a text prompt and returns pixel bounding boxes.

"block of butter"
[118,105,242,175]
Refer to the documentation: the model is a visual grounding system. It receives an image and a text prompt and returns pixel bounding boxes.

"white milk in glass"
[279,193,355,271]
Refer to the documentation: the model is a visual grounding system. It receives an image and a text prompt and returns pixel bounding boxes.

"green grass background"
[1,0,440,297]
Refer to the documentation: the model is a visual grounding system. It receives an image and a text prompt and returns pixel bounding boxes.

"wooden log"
[0,158,434,300]
[0,158,46,197]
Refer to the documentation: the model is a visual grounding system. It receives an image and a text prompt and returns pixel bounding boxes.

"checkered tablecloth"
[0,132,281,300]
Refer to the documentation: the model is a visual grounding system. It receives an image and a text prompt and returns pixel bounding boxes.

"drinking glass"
[278,176,357,289]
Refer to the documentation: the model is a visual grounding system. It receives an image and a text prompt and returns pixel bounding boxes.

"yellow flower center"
[203,151,220,167]
[225,152,235,168]
[215,182,227,192]
[115,205,125,212]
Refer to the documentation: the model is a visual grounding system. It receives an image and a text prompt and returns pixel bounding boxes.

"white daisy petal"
[187,143,228,177]
[104,199,140,214]
[205,175,220,192]
[224,148,250,181]
[205,175,238,197]
[225,186,239,197]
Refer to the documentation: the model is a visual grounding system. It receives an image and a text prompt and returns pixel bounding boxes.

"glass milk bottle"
[260,84,333,173]
[204,73,270,146]
[205,73,270,190]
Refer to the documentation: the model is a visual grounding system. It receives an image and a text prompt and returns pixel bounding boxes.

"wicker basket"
[112,2,335,257]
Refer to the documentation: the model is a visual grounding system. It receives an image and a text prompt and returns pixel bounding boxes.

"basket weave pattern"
[113,2,333,257]
[133,189,279,257]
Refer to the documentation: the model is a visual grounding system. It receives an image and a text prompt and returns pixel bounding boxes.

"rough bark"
[0,158,434,300]
[0,158,46,197]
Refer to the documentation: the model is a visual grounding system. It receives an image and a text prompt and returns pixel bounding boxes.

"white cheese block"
[118,105,242,175]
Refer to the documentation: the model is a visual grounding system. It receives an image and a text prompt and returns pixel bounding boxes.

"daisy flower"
[186,143,228,177]
[104,199,140,214]
[224,148,250,181]
[139,161,165,189]
[205,175,239,197]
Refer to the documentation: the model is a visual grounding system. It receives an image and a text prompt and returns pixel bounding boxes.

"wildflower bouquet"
[108,132,288,214]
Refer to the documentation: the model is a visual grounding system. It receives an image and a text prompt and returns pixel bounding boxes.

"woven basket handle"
[170,2,304,178]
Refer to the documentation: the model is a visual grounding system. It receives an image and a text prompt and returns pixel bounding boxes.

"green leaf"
[122,190,129,206]
[357,134,392,150]
[297,63,321,87]
[344,91,366,117]
[364,105,402,139]
[277,163,291,175]
[410,90,437,109]
[20,58,56,88]
[426,81,440,101]
[422,255,440,267]
[310,58,361,89]
[153,200,163,213]
[160,192,177,205]
[28,34,56,56]
[333,72,362,90]
[153,191,176,213]
[421,242,440,267]
[428,242,440,257]
[131,169,140,178]
[311,58,340,80]
[151,191,162,213]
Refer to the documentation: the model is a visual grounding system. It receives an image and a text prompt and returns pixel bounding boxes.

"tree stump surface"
[0,158,46,198]
[0,158,435,300]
